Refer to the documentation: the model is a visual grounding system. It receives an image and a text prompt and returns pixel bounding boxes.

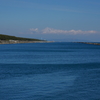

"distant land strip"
[0,40,53,44]
[77,42,100,45]
[0,34,53,44]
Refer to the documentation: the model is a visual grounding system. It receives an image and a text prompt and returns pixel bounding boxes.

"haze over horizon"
[0,0,100,42]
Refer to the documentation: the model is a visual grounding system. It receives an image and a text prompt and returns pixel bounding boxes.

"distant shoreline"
[0,41,100,45]
[76,42,100,45]
[0,40,54,44]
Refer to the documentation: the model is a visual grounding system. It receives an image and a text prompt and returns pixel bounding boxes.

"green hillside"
[0,34,41,41]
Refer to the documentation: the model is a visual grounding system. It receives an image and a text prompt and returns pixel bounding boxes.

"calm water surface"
[0,42,100,100]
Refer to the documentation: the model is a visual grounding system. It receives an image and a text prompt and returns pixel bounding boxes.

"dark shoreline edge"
[76,42,100,45]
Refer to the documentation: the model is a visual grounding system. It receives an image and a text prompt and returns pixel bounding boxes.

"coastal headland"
[0,34,53,44]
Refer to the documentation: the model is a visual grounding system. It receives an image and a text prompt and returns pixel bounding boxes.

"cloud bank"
[30,27,97,34]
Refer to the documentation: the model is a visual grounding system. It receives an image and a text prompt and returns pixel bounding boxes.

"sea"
[0,42,100,100]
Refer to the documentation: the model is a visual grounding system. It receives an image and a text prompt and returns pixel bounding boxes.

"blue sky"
[0,0,100,42]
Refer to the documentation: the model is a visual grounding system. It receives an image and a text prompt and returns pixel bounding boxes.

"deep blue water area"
[0,42,100,100]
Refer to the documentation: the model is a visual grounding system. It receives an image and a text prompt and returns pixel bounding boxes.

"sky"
[0,0,100,42]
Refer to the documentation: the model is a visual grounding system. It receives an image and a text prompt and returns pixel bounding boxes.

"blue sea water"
[0,42,100,100]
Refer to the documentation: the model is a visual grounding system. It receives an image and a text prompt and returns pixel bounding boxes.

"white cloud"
[42,27,67,34]
[30,28,38,32]
[42,27,97,34]
[29,27,98,34]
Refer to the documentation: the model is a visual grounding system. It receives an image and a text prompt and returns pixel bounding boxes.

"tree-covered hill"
[0,34,41,41]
